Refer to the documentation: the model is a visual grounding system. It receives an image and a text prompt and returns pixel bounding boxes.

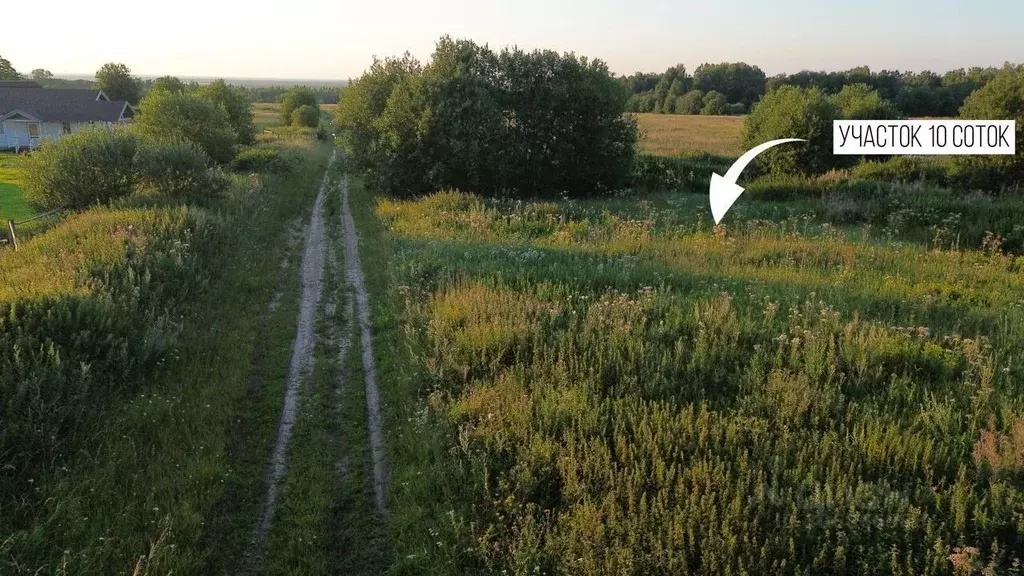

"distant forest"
[622,62,1021,117]
[22,71,344,104]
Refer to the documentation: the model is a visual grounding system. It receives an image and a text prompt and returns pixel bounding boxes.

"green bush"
[136,89,238,164]
[338,36,637,198]
[196,79,256,144]
[234,146,300,173]
[290,104,321,128]
[849,156,950,186]
[138,139,227,201]
[830,83,901,120]
[632,152,734,192]
[700,90,728,115]
[280,87,320,124]
[955,66,1024,190]
[21,127,141,210]
[743,85,840,175]
[676,90,704,115]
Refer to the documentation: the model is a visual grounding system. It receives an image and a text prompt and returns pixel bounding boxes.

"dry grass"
[636,113,745,158]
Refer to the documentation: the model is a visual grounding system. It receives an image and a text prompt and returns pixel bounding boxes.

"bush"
[700,90,728,115]
[849,156,950,186]
[281,87,320,124]
[338,36,637,198]
[743,85,840,175]
[632,152,734,192]
[955,66,1024,190]
[726,102,747,115]
[234,146,300,173]
[138,139,227,201]
[830,83,900,120]
[676,90,704,115]
[291,104,321,128]
[21,127,141,210]
[136,89,238,164]
[196,79,256,144]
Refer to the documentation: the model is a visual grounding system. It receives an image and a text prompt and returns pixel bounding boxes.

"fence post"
[7,219,17,251]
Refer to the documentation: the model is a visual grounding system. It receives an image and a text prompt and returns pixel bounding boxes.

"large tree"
[0,55,20,80]
[136,90,238,164]
[31,69,53,80]
[197,79,256,144]
[96,62,142,105]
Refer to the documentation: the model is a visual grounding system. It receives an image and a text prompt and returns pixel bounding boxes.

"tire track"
[244,152,334,572]
[339,174,389,516]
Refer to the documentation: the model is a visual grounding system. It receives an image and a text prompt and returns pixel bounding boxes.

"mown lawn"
[0,154,34,223]
[636,112,745,157]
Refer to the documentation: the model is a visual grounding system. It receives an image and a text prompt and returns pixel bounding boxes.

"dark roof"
[0,86,128,123]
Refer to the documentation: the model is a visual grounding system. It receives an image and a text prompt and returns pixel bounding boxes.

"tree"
[830,84,900,119]
[955,66,1024,188]
[0,55,20,80]
[700,91,728,115]
[280,87,320,124]
[742,85,840,175]
[676,90,704,115]
[693,62,766,107]
[291,104,320,128]
[136,89,238,164]
[150,75,187,94]
[96,62,141,104]
[197,79,256,144]
[31,69,53,80]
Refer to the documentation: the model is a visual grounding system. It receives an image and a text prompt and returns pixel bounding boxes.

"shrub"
[291,104,321,128]
[632,152,733,192]
[700,90,728,115]
[742,85,840,175]
[136,89,238,164]
[197,79,256,144]
[830,83,901,120]
[676,90,704,115]
[849,156,950,186]
[21,127,141,210]
[339,36,637,198]
[281,87,320,124]
[726,102,747,115]
[138,139,227,201]
[954,66,1024,190]
[234,146,300,173]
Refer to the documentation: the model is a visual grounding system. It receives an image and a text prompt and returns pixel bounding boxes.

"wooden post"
[7,219,17,251]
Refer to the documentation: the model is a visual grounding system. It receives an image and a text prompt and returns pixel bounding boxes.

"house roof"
[0,85,129,123]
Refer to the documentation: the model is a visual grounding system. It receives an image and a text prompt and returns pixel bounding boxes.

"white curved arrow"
[709,138,806,224]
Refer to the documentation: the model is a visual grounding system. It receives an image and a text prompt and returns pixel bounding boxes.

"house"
[0,80,134,151]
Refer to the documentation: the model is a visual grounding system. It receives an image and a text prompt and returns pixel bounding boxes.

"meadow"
[636,113,745,157]
[366,185,1024,574]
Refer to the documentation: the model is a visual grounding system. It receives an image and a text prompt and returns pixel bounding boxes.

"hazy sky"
[5,0,1023,80]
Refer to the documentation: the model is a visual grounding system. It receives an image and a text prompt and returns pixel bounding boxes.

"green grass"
[368,188,1024,575]
[0,153,34,223]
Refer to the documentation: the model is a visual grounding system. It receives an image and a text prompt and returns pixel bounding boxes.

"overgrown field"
[0,153,33,223]
[369,188,1024,575]
[637,113,744,158]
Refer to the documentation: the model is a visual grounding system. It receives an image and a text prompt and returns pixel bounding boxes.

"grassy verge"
[0,144,331,574]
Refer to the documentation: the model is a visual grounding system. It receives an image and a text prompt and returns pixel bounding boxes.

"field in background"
[636,113,745,157]
[0,154,33,223]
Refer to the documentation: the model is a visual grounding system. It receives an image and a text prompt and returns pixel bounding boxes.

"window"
[28,123,40,138]
[62,122,72,134]
[0,123,5,135]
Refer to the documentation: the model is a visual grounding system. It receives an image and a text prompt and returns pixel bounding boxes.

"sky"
[5,0,1023,80]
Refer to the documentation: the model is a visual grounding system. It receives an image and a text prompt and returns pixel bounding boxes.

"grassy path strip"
[340,173,389,516]
[244,152,335,571]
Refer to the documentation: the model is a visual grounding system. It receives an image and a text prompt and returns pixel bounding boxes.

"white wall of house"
[1,120,120,150]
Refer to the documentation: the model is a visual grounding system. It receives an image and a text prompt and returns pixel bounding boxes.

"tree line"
[624,62,1017,118]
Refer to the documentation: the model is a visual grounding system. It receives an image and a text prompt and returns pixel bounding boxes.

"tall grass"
[369,187,1024,575]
